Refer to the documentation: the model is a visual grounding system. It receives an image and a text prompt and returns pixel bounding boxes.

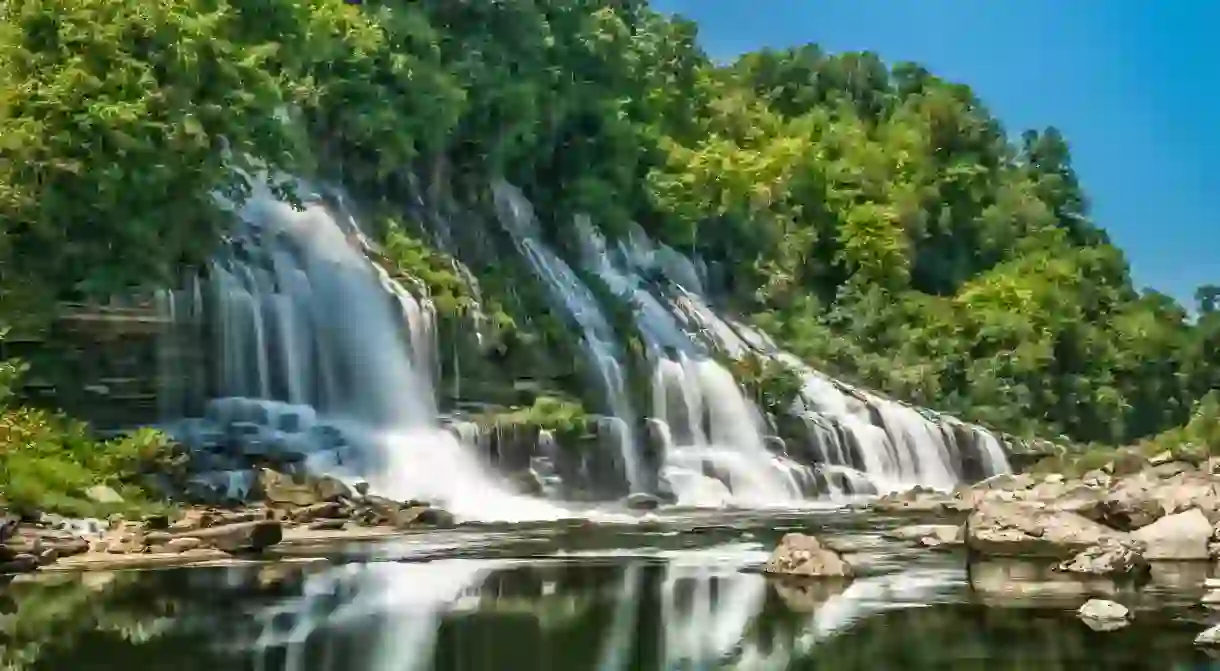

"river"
[4,508,1216,670]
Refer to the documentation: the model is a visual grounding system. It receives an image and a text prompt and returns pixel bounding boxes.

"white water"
[491,181,642,492]
[178,178,563,522]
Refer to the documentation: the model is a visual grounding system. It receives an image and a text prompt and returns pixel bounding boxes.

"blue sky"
[653,0,1218,306]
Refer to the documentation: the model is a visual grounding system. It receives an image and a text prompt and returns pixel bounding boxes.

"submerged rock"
[1077,598,1131,631]
[762,533,854,578]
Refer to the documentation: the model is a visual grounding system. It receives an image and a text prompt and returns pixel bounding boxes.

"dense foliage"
[0,0,1214,453]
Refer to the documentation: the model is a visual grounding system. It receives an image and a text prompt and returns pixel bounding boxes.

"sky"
[652,0,1218,305]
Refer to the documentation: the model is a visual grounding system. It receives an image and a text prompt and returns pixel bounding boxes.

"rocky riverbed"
[1,466,460,575]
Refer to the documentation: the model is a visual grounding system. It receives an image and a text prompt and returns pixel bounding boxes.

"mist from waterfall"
[168,178,562,522]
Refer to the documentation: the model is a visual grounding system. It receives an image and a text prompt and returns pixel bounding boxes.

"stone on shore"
[762,533,854,578]
[966,501,1120,559]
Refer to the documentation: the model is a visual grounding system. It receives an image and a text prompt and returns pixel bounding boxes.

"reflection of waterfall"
[162,178,560,522]
[492,181,642,493]
[249,555,774,671]
[253,560,496,671]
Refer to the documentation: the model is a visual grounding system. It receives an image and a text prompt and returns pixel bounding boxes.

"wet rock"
[884,524,962,547]
[0,554,39,574]
[625,493,661,511]
[762,533,854,578]
[966,501,1121,559]
[1131,508,1213,560]
[1201,590,1220,608]
[1078,598,1131,631]
[1055,538,1150,578]
[85,485,124,505]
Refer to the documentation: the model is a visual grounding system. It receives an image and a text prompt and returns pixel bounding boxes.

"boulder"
[1078,599,1131,632]
[1131,508,1213,560]
[1055,538,1150,578]
[966,501,1121,559]
[762,533,854,578]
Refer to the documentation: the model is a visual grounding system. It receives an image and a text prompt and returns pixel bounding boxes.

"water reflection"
[4,554,1220,670]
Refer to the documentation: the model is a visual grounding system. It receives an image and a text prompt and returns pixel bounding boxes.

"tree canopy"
[0,0,1214,448]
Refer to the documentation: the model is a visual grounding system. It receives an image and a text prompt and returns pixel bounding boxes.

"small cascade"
[161,177,561,522]
[491,181,642,492]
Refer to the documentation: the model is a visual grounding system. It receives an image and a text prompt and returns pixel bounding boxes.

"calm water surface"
[4,509,1220,670]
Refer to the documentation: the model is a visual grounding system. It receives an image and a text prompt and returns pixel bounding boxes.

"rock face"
[1078,599,1131,632]
[762,533,854,578]
[966,501,1120,559]
[1055,538,1150,579]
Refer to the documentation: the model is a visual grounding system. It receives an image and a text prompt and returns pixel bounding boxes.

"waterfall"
[491,181,643,492]
[612,222,1012,493]
[571,215,813,506]
[166,177,561,522]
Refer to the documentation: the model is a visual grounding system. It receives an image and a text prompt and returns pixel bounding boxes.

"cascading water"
[572,216,814,506]
[166,177,560,522]
[491,181,643,493]
[610,222,1011,494]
